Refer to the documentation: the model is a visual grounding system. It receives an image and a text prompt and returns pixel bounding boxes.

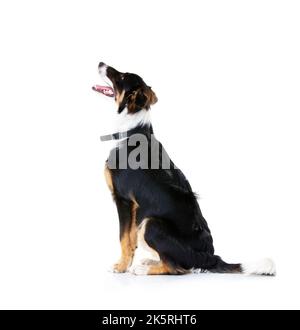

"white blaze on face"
[99,64,113,88]
[98,63,107,76]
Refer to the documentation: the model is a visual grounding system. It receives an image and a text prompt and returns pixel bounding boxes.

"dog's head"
[93,62,157,114]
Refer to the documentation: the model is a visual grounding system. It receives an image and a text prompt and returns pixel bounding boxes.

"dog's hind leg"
[131,218,190,275]
[131,218,241,275]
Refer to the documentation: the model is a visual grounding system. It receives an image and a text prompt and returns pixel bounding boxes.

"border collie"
[93,62,276,276]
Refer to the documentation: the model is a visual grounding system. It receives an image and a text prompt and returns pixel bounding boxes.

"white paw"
[130,264,150,276]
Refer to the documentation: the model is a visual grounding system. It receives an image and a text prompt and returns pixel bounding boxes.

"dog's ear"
[127,87,158,113]
[144,87,158,107]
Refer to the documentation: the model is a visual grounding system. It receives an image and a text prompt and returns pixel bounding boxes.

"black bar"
[0,310,290,329]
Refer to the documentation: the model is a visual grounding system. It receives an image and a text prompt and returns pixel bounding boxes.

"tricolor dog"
[93,62,276,276]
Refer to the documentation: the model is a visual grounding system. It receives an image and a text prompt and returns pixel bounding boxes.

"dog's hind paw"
[130,264,150,276]
[140,258,159,266]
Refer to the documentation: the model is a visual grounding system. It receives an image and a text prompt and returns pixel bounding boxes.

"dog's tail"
[193,255,276,276]
[240,258,276,275]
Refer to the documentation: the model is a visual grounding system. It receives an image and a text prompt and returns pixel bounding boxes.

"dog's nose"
[98,62,106,68]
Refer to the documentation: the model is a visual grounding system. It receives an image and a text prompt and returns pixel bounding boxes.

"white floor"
[0,241,297,310]
[101,271,280,310]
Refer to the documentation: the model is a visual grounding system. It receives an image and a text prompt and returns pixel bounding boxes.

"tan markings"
[146,261,172,275]
[146,261,188,275]
[116,90,125,106]
[104,164,113,192]
[113,234,133,273]
[113,197,138,273]
[146,261,187,275]
[129,198,138,251]
[127,90,138,113]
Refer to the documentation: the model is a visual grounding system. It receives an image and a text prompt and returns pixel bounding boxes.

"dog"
[93,62,276,276]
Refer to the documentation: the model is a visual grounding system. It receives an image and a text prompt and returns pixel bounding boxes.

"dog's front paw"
[110,262,128,273]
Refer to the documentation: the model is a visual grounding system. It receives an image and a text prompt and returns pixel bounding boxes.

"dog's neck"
[115,107,151,133]
[100,107,153,144]
[101,124,154,142]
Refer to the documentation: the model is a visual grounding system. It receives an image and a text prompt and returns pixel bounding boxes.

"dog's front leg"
[112,197,138,273]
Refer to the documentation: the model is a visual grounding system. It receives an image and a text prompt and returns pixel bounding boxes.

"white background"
[0,0,299,310]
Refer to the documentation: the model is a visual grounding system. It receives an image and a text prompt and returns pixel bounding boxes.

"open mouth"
[92,84,115,97]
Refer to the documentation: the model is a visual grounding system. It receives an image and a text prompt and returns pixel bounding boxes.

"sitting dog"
[93,62,275,276]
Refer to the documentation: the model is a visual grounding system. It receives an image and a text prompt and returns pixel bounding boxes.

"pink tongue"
[92,85,114,97]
